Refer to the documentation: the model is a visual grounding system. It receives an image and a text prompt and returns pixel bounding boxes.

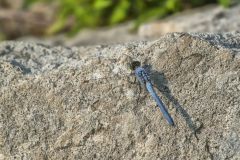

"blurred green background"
[0,0,232,40]
[40,0,231,35]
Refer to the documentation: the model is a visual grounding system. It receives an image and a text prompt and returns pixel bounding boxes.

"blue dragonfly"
[82,54,174,126]
[130,61,175,126]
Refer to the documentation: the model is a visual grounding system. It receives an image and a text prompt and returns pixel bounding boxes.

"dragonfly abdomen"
[146,82,174,125]
[134,65,174,126]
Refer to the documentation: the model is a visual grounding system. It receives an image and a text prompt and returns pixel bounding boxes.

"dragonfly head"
[130,61,141,71]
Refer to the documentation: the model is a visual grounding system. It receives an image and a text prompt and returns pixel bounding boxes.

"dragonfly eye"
[130,61,141,70]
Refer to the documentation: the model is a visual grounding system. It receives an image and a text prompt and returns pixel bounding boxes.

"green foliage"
[218,0,231,7]
[110,0,130,25]
[23,0,37,7]
[27,0,232,35]
[23,0,53,8]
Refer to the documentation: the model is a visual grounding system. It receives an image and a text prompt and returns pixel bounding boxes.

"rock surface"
[18,22,147,47]
[0,2,57,40]
[139,5,240,38]
[16,4,240,46]
[1,32,240,159]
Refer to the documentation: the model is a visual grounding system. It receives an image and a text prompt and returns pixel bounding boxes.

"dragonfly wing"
[146,82,174,126]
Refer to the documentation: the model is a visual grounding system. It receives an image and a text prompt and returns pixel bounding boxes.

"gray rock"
[1,32,240,159]
[139,4,240,37]
[17,5,240,47]
[17,22,147,47]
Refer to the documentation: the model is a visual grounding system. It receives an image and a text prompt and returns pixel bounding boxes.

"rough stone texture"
[139,4,240,37]
[1,32,240,159]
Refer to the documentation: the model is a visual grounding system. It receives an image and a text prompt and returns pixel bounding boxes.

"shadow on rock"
[144,65,200,134]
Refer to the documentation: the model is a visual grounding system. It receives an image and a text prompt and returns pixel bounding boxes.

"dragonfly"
[80,41,175,126]
[130,61,175,126]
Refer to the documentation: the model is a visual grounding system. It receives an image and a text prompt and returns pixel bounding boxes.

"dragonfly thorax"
[135,67,151,85]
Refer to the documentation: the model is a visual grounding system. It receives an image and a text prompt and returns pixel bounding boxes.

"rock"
[139,5,240,38]
[19,4,240,46]
[17,22,145,47]
[63,22,144,46]
[0,0,23,9]
[0,32,240,159]
[0,3,56,39]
